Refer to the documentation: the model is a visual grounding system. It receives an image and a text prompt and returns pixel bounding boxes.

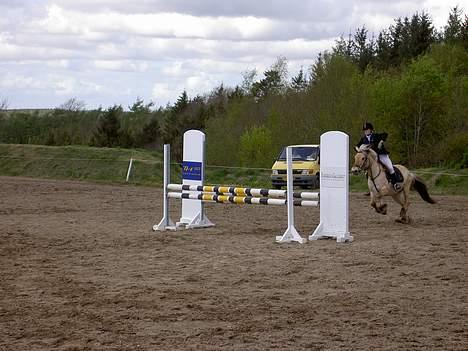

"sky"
[0,0,462,110]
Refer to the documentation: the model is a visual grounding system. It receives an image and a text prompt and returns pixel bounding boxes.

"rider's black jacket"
[356,132,389,155]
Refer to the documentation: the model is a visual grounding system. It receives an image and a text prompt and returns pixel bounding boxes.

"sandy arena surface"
[0,176,467,350]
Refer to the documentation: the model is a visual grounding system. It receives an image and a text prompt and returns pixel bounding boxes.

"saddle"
[375,158,404,184]
[385,166,403,183]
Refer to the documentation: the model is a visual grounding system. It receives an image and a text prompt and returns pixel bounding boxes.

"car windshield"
[277,146,319,161]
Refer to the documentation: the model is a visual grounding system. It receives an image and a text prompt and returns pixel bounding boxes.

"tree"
[462,15,468,50]
[251,56,289,99]
[173,90,189,114]
[162,90,188,145]
[387,13,435,66]
[239,126,274,167]
[0,97,9,111]
[129,97,154,113]
[138,116,161,147]
[397,57,447,164]
[241,69,257,95]
[207,84,229,115]
[57,97,86,112]
[92,105,123,147]
[375,30,393,70]
[409,12,435,58]
[333,34,353,58]
[352,26,375,72]
[291,67,308,92]
[388,18,404,66]
[310,52,326,86]
[444,6,464,43]
[227,85,244,101]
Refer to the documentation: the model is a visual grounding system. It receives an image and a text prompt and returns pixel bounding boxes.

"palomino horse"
[351,144,436,223]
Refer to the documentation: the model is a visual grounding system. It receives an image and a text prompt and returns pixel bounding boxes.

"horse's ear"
[354,146,360,152]
[361,144,372,151]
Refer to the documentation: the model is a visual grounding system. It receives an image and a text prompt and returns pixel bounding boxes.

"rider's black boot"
[390,172,401,191]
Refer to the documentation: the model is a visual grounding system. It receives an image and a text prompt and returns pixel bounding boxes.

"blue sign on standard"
[182,161,202,181]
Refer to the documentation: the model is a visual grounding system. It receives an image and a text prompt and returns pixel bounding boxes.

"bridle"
[355,151,370,171]
[355,150,382,193]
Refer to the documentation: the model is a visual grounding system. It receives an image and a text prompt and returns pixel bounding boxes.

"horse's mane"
[358,144,378,160]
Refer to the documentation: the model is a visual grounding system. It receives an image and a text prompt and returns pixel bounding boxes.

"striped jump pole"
[166,184,319,200]
[167,192,318,207]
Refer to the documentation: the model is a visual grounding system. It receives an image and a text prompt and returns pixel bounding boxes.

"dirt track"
[1,176,467,350]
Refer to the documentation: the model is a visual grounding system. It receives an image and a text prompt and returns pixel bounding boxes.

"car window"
[277,146,319,161]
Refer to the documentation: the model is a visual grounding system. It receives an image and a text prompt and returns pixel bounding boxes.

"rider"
[356,122,401,191]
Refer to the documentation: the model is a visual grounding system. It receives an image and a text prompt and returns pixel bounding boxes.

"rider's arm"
[356,136,365,148]
[379,132,388,141]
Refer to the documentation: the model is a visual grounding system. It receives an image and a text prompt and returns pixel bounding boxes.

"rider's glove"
[378,140,384,150]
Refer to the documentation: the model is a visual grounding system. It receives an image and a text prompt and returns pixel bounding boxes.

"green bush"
[239,126,274,168]
[440,132,468,168]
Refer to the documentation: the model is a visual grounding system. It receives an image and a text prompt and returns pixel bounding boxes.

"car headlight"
[301,169,309,175]
[272,170,278,175]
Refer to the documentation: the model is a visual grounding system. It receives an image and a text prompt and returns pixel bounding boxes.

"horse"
[351,144,436,223]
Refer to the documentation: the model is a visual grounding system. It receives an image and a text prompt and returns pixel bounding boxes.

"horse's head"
[351,144,375,174]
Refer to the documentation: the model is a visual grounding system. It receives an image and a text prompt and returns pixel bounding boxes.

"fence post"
[126,158,134,182]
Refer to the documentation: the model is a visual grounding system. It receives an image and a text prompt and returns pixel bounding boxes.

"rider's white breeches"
[378,154,395,174]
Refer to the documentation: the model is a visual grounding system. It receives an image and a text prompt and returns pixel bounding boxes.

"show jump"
[154,130,352,244]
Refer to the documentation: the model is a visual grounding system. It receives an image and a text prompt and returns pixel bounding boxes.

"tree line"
[0,7,467,168]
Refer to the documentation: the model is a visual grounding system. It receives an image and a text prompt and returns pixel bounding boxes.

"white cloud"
[93,60,149,72]
[0,0,463,108]
[46,60,70,68]
[152,82,174,102]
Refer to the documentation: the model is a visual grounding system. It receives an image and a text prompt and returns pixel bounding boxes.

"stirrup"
[393,183,402,191]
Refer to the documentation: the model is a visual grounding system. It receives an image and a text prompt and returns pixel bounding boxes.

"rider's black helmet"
[362,122,374,130]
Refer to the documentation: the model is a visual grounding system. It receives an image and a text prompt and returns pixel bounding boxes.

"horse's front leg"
[370,192,387,215]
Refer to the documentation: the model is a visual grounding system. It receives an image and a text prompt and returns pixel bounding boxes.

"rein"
[357,151,382,193]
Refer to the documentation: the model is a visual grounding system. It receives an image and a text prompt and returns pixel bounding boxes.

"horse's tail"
[411,175,436,204]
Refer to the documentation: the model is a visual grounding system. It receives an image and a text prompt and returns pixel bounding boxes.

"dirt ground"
[0,176,467,350]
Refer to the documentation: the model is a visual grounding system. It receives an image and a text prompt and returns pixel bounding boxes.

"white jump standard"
[154,129,352,243]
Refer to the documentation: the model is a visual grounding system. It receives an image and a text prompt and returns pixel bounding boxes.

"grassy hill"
[0,144,163,184]
[0,144,467,194]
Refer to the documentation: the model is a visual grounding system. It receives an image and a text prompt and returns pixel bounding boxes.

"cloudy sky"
[0,0,461,109]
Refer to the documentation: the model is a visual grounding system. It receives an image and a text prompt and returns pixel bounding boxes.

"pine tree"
[92,105,123,147]
[444,6,464,43]
[375,30,392,70]
[310,52,326,86]
[352,26,375,72]
[291,67,308,92]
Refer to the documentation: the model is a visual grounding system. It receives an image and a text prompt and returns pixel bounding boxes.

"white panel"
[310,131,352,242]
[178,130,214,228]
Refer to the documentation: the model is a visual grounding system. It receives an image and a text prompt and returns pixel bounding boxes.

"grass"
[0,144,163,185]
[0,144,467,195]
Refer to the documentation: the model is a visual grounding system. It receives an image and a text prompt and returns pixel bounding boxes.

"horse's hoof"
[395,217,410,224]
[380,204,387,215]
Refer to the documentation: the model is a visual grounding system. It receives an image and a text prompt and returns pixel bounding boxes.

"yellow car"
[271,145,320,189]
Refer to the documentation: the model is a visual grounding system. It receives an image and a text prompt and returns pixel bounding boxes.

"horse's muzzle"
[350,166,361,175]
